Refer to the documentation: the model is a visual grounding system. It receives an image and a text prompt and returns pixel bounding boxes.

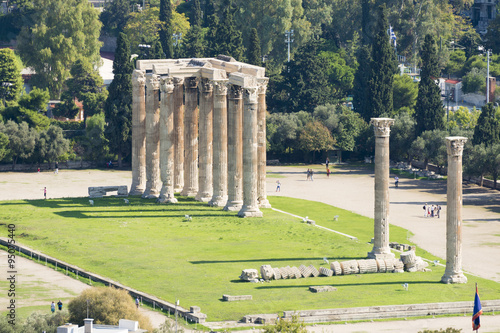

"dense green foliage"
[159,0,174,59]
[248,28,262,67]
[99,0,130,37]
[472,103,500,146]
[0,48,23,104]
[0,311,69,333]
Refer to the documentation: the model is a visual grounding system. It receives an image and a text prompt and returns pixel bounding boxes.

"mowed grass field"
[1,196,499,321]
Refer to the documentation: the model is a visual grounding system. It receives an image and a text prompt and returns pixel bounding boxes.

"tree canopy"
[0,48,23,104]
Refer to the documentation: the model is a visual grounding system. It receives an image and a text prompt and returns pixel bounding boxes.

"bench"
[88,185,128,198]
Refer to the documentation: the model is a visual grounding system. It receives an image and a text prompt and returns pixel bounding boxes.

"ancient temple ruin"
[129,56,270,217]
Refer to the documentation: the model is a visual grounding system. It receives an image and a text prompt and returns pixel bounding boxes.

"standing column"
[181,77,199,197]
[368,118,395,259]
[257,78,271,208]
[209,80,229,206]
[224,85,244,211]
[143,74,161,199]
[159,77,177,203]
[130,70,147,195]
[238,87,263,218]
[441,137,468,284]
[173,77,185,193]
[196,78,214,202]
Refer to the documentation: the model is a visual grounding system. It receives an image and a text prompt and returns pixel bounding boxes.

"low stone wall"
[0,238,207,323]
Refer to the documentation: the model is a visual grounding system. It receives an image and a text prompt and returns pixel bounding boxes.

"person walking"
[327,168,330,178]
[135,297,140,309]
[326,157,330,170]
[306,169,310,181]
[310,169,314,181]
[276,180,281,192]
[51,301,55,313]
[431,205,435,218]
[436,205,441,218]
[395,176,399,188]
[43,187,47,199]
[57,300,63,310]
[423,203,428,217]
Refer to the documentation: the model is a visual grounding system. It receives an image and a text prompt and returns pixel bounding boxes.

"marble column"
[368,118,395,259]
[130,70,147,195]
[209,80,229,207]
[238,87,263,218]
[257,78,271,208]
[181,77,199,197]
[143,74,161,199]
[196,78,214,202]
[441,136,468,284]
[173,77,185,193]
[224,85,244,211]
[158,77,177,203]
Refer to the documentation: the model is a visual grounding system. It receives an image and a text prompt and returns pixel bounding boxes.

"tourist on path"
[136,297,140,309]
[57,300,63,310]
[437,205,441,218]
[276,180,281,192]
[51,301,55,313]
[326,158,330,169]
[327,168,330,178]
[310,169,314,181]
[306,169,310,181]
[43,187,47,199]
[423,203,428,217]
[395,176,399,188]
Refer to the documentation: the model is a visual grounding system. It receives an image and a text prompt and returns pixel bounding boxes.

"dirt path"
[1,167,499,332]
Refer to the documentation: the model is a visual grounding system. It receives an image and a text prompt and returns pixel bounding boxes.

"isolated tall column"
[209,80,229,206]
[173,77,185,193]
[368,118,395,259]
[238,87,263,218]
[181,77,199,197]
[196,78,214,202]
[158,77,177,203]
[257,78,271,208]
[441,136,468,284]
[143,74,161,199]
[130,70,146,195]
[224,85,244,211]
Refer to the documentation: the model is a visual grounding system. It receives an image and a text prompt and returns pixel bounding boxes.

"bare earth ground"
[0,166,499,332]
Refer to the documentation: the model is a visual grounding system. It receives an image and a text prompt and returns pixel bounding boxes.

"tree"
[444,50,466,77]
[484,15,500,54]
[248,28,262,67]
[65,59,108,120]
[458,26,482,59]
[298,121,335,162]
[462,67,486,94]
[353,44,372,121]
[414,34,445,136]
[472,103,500,146]
[0,310,68,333]
[213,0,245,61]
[159,0,174,59]
[99,0,130,37]
[191,0,202,27]
[81,112,109,164]
[319,50,355,101]
[36,125,70,165]
[0,48,23,105]
[465,143,490,187]
[410,129,448,170]
[0,132,10,162]
[448,106,480,130]
[68,287,152,331]
[104,32,133,168]
[150,39,165,59]
[0,120,37,168]
[366,5,397,120]
[17,0,102,98]
[182,24,204,58]
[390,111,416,162]
[392,74,418,114]
[1,88,51,130]
[263,315,307,333]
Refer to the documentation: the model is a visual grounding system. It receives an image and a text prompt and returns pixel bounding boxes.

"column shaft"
[181,77,199,197]
[441,137,468,284]
[209,80,229,206]
[130,70,146,195]
[368,118,395,259]
[238,87,263,217]
[257,78,271,208]
[159,77,177,203]
[173,77,185,193]
[224,85,244,211]
[143,74,161,199]
[196,78,214,202]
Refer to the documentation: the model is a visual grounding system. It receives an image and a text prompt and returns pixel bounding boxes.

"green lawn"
[1,196,499,322]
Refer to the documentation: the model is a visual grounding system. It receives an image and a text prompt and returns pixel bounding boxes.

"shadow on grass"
[190,257,365,264]
[254,280,441,289]
[54,211,231,219]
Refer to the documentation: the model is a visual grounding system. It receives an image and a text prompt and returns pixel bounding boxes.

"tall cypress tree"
[205,1,220,56]
[183,0,204,58]
[472,103,500,146]
[414,34,444,136]
[150,39,164,59]
[215,0,245,61]
[104,32,133,167]
[204,0,216,28]
[366,5,397,120]
[159,0,174,59]
[191,0,202,27]
[247,28,262,66]
[353,45,372,121]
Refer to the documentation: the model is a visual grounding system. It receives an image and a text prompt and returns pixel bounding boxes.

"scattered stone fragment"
[279,267,290,279]
[309,286,337,293]
[376,259,387,273]
[223,295,252,301]
[299,264,313,278]
[260,265,274,280]
[330,261,342,276]
[358,259,378,274]
[319,267,333,277]
[340,260,359,275]
[273,267,282,280]
[240,269,259,281]
[291,266,302,279]
[309,264,320,277]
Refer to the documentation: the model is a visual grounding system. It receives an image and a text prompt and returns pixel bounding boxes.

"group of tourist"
[306,169,314,181]
[50,300,63,313]
[423,203,441,218]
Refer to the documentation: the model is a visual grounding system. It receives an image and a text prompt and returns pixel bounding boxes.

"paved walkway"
[1,167,499,332]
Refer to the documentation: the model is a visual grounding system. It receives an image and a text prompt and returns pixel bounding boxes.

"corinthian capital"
[173,77,185,87]
[446,136,467,156]
[132,70,146,86]
[213,80,229,95]
[257,78,269,95]
[228,84,243,99]
[370,118,395,137]
[185,77,199,90]
[243,87,258,104]
[160,77,174,94]
[145,74,160,91]
[199,78,214,94]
